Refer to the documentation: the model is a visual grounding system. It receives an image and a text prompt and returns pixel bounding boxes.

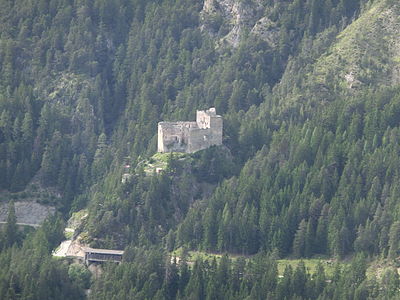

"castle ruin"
[158,108,223,153]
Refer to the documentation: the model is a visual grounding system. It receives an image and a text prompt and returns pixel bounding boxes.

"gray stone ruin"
[158,108,223,153]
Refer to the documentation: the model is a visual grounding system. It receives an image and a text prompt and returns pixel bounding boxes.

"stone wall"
[158,108,223,153]
[157,122,196,152]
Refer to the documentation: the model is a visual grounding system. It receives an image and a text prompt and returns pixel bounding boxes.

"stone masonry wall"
[158,108,223,153]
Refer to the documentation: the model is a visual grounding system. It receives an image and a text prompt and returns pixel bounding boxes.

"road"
[0,221,40,228]
[53,240,72,257]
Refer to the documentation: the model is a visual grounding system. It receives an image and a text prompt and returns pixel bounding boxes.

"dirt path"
[0,221,40,228]
[53,240,72,257]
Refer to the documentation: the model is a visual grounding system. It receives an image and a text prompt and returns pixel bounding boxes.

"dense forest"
[1,0,400,298]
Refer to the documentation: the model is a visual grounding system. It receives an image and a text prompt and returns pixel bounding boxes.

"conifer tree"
[5,200,18,248]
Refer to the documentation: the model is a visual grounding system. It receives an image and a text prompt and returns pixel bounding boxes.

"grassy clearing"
[143,152,189,174]
[172,249,245,262]
[171,249,341,276]
[277,259,340,277]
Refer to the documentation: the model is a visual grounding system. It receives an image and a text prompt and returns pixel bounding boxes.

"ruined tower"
[157,108,223,153]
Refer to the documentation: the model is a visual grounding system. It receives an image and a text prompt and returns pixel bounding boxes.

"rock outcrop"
[201,0,279,48]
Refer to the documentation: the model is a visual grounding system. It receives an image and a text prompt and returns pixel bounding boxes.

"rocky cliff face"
[201,0,279,48]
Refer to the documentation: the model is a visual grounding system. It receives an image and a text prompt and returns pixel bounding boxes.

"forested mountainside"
[1,0,400,299]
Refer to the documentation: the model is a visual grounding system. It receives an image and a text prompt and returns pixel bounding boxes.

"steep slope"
[4,0,400,299]
[175,0,400,259]
[278,0,400,108]
[312,0,400,90]
[201,0,265,47]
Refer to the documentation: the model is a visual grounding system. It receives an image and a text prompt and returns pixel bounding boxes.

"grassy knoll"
[143,152,189,174]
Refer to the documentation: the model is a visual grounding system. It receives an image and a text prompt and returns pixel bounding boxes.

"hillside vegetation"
[1,0,400,299]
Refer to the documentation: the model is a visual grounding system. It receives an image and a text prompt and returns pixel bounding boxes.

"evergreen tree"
[5,201,18,248]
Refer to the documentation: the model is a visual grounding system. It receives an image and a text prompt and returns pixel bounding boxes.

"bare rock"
[251,17,280,48]
[201,0,264,47]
